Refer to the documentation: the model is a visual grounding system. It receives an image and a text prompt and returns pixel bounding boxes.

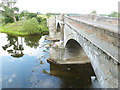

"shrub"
[46,13,51,18]
[1,15,19,24]
[2,15,14,24]
[36,17,41,23]
[23,18,41,34]
[15,15,19,21]
[108,12,118,17]
[27,13,37,19]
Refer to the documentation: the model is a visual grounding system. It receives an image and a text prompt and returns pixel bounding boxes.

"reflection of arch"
[49,63,94,88]
[57,23,61,32]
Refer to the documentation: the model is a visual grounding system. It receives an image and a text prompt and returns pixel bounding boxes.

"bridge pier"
[60,14,65,42]
[47,18,60,40]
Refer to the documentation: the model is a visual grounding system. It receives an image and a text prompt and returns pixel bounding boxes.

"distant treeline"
[47,12,119,18]
[99,12,118,18]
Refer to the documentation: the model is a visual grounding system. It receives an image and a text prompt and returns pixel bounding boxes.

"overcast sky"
[15,0,119,14]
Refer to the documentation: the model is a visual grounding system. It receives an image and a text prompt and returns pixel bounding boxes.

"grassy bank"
[0,16,49,36]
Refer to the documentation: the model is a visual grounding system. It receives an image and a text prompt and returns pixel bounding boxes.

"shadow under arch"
[65,39,84,56]
[56,23,61,32]
[65,39,81,49]
[65,39,90,63]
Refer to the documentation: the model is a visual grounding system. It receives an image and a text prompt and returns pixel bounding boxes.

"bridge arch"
[56,23,61,32]
[65,39,81,49]
[65,39,90,63]
[65,39,82,56]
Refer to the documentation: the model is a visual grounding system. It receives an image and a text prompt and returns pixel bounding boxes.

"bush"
[23,18,41,34]
[108,12,118,17]
[2,15,14,24]
[36,17,41,23]
[27,13,37,19]
[15,15,19,21]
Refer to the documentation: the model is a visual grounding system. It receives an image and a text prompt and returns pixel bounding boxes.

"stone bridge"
[47,14,120,88]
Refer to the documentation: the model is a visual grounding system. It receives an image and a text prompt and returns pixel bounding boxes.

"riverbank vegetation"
[0,0,52,36]
[0,14,49,36]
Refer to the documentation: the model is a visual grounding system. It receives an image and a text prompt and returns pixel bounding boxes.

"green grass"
[0,23,29,36]
[0,18,49,36]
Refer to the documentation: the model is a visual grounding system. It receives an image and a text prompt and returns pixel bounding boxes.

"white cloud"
[16,0,119,14]
[8,78,13,83]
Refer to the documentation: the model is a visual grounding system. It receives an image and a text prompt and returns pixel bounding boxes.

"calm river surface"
[0,33,100,88]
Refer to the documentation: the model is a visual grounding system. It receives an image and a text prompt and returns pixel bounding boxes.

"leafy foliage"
[91,10,97,14]
[108,11,118,17]
[0,0,19,25]
[0,15,49,36]
[36,17,41,23]
[46,13,51,18]
[20,10,29,17]
[23,18,40,34]
[15,14,19,21]
[27,13,37,19]
[2,15,14,24]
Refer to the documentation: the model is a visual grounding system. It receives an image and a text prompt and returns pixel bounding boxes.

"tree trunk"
[12,11,18,26]
[18,12,20,26]
[13,16,18,26]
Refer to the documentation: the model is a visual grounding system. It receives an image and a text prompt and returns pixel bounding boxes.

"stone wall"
[64,24,119,88]
[47,18,60,40]
[65,17,118,61]
[47,14,119,88]
[69,14,118,26]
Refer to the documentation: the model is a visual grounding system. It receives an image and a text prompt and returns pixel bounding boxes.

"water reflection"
[2,35,24,58]
[28,60,98,88]
[2,34,42,58]
[24,35,41,49]
[49,63,95,88]
[0,33,100,88]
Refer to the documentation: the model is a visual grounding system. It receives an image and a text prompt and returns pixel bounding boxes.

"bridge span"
[47,14,120,88]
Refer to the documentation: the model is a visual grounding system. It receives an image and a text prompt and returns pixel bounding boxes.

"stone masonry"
[47,14,120,88]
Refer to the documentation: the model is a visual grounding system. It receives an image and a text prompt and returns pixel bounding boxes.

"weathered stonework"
[47,18,60,40]
[65,17,118,61]
[64,25,119,88]
[47,14,119,88]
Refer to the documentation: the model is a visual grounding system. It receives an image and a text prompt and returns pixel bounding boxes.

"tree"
[3,15,14,23]
[36,16,41,23]
[27,13,37,19]
[37,12,41,15]
[0,0,19,25]
[46,13,51,18]
[91,10,97,14]
[20,10,29,17]
[23,18,40,34]
[108,11,118,17]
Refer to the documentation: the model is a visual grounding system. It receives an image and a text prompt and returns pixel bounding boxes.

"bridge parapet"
[69,14,118,26]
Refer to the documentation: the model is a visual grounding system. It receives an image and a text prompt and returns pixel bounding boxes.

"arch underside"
[56,23,61,32]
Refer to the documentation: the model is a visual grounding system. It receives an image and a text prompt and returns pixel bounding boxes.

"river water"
[0,33,100,88]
